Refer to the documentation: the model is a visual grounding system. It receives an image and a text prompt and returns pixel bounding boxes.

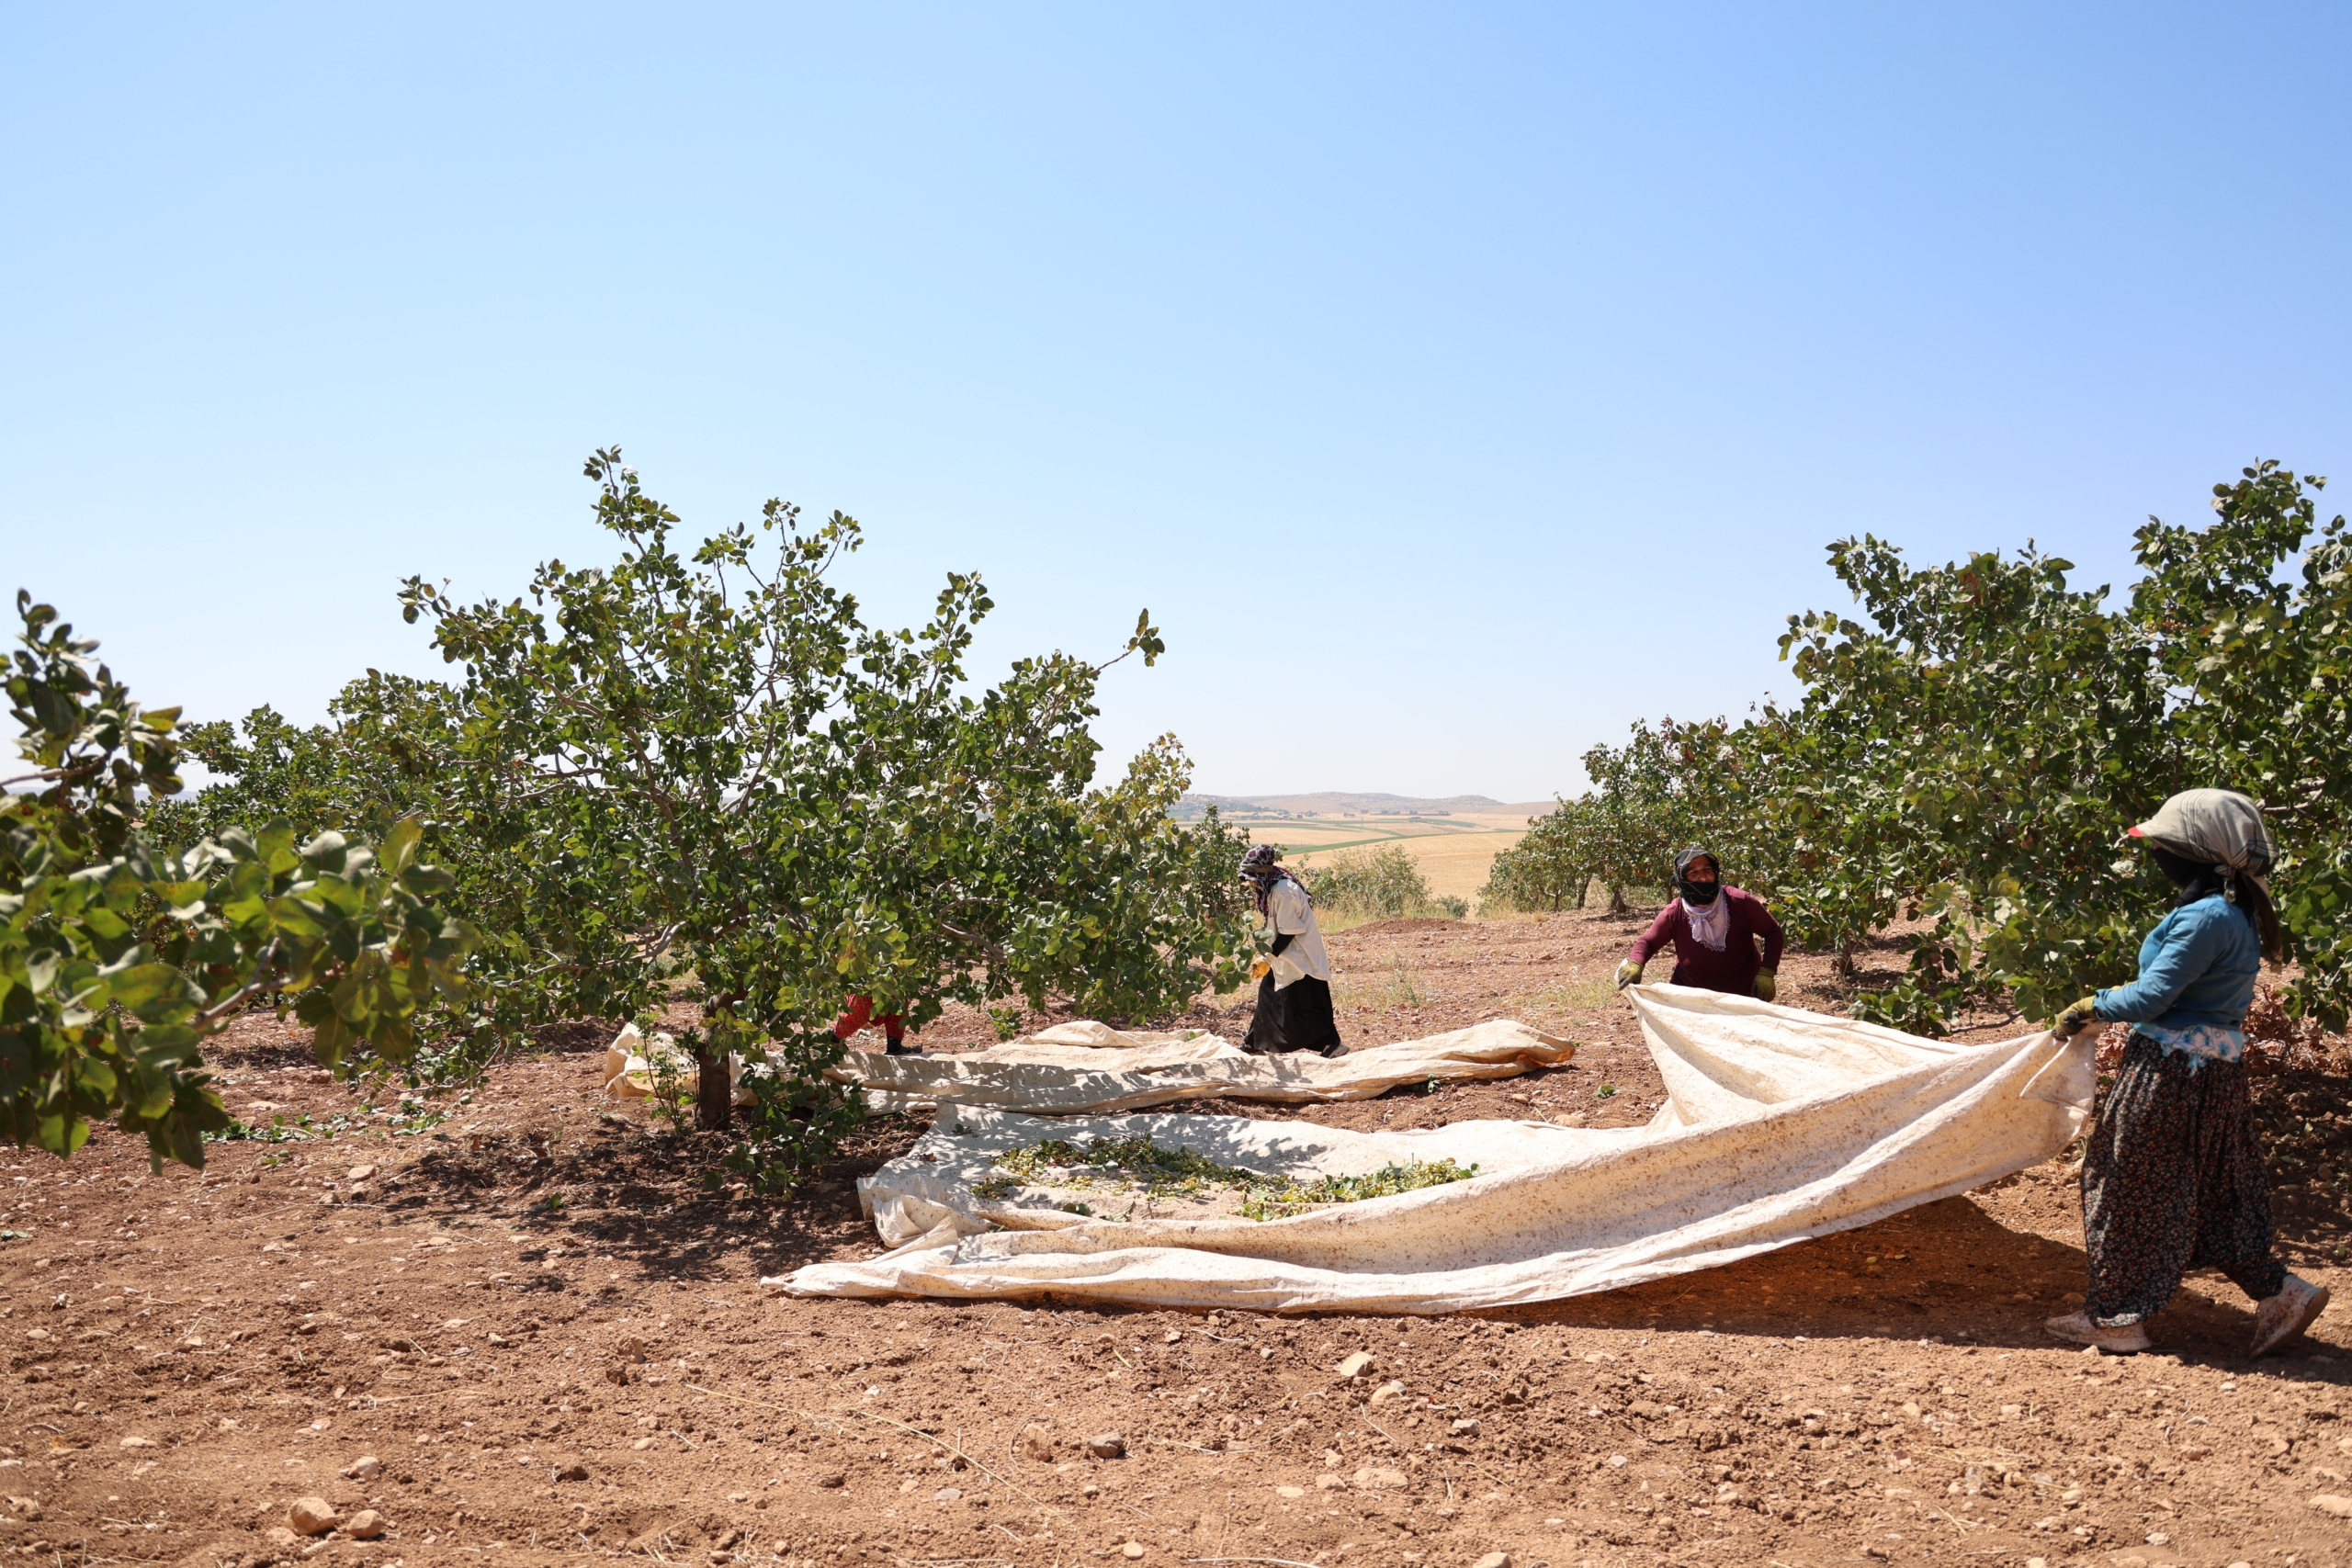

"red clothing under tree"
[1628,886,1785,996]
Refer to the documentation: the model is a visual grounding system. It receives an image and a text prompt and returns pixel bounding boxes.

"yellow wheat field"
[1212,815,1528,909]
[1285,829,1524,906]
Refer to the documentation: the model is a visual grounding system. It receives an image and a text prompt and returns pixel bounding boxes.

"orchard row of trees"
[6,453,1256,1181]
[1483,461,2352,1036]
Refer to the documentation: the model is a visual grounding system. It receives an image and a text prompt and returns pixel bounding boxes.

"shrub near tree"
[1302,844,1469,920]
[1485,461,2352,1037]
[175,453,1258,1190]
[0,594,479,1170]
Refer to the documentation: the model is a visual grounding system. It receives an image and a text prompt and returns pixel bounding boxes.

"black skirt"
[1245,973,1342,1055]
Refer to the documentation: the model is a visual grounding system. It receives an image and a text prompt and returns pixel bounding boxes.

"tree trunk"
[695,1048,732,1133]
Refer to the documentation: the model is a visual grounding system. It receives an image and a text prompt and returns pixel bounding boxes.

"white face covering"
[1683,893,1730,951]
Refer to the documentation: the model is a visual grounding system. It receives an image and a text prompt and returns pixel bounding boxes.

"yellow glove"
[1754,969,1777,1003]
[2052,996,2100,1039]
[1614,959,1644,991]
[1250,956,1272,981]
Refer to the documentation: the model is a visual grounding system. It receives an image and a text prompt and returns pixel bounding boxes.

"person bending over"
[1238,844,1346,1058]
[1613,849,1784,1000]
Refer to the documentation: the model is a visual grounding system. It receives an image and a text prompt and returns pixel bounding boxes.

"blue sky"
[6,5,2348,802]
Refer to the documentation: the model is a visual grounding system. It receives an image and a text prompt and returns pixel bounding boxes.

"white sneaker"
[2043,1311,2151,1355]
[2250,1274,2331,1358]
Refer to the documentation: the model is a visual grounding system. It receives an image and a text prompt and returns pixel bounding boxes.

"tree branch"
[193,939,285,1032]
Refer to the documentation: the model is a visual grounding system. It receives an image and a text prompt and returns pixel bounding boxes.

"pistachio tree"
[1482,716,1781,917]
[1774,538,2178,1030]
[2132,461,2352,1025]
[187,453,1255,1186]
[1477,800,1590,914]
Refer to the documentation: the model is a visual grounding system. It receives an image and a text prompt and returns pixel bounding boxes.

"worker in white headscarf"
[1237,844,1345,1058]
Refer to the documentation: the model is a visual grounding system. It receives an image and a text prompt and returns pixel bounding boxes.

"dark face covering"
[2150,842,2233,909]
[1673,849,1721,906]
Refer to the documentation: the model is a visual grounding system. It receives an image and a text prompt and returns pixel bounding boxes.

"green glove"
[1615,959,1645,990]
[1754,969,1777,1003]
[2052,996,2100,1039]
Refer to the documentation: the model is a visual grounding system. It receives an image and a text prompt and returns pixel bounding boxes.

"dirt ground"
[10,908,2352,1568]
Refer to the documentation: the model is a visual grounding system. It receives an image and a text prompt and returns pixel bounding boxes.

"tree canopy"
[1484,460,2352,1034]
[163,452,1254,1185]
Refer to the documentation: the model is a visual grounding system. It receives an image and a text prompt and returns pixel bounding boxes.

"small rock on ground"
[288,1498,342,1536]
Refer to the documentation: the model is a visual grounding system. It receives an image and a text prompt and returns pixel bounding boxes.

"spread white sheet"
[824,1019,1576,1115]
[601,1018,1572,1113]
[772,985,2091,1314]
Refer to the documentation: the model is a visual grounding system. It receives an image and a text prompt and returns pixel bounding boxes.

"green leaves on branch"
[2,592,479,1171]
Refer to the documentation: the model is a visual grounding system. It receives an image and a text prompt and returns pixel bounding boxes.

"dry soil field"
[8,908,2352,1568]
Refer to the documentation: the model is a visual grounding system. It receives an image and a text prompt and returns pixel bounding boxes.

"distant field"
[1214,809,1539,908]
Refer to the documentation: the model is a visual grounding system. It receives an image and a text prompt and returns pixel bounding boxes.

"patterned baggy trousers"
[2082,1032,2285,1327]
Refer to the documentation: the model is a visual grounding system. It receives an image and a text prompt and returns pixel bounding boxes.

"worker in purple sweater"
[1613,849,1785,1000]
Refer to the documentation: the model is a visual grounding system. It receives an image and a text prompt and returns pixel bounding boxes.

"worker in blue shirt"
[2045,789,2326,1358]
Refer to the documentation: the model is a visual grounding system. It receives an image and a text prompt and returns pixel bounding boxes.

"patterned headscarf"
[1238,843,1308,918]
[2129,788,2276,897]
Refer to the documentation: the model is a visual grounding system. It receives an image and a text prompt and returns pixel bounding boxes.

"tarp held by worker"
[772,986,2093,1314]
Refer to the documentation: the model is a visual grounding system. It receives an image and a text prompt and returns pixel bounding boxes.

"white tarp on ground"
[602,1019,1574,1112]
[825,1019,1577,1115]
[772,985,2094,1314]
[603,1024,753,1105]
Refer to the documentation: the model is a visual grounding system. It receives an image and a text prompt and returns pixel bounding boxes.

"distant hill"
[1173,791,1555,819]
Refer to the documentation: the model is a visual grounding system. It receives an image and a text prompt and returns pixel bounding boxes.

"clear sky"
[6,5,2348,803]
